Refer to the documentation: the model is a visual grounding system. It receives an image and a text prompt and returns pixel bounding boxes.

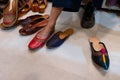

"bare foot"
[37,25,55,39]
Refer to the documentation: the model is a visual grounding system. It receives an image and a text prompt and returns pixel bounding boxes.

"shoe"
[46,28,74,49]
[31,0,47,13]
[89,37,110,70]
[28,29,54,50]
[18,0,31,18]
[81,2,95,29]
[19,14,48,26]
[19,14,49,35]
[1,0,18,29]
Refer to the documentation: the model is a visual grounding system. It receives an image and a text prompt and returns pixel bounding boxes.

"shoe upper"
[46,32,66,48]
[90,42,110,70]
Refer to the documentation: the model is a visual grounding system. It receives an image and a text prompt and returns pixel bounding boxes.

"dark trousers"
[52,0,82,12]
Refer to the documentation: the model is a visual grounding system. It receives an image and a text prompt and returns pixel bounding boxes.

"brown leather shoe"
[18,0,32,18]
[31,0,39,12]
[38,2,46,13]
[19,14,49,35]
[1,0,19,29]
[31,0,47,13]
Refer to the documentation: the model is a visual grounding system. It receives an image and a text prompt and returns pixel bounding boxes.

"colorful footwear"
[19,15,49,35]
[28,29,54,50]
[1,0,18,29]
[81,2,95,29]
[89,37,110,70]
[46,28,74,49]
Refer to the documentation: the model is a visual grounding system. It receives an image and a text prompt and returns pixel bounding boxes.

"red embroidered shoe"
[28,29,54,50]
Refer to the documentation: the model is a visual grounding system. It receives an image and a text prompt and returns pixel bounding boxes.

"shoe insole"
[59,28,74,39]
[89,37,104,51]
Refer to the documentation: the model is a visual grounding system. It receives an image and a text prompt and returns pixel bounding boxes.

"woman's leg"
[37,7,63,38]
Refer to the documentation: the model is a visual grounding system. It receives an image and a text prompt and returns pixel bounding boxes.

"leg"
[37,7,63,39]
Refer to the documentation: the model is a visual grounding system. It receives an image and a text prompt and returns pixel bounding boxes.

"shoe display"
[1,0,18,29]
[28,29,54,50]
[19,14,49,35]
[46,28,74,49]
[81,2,95,29]
[89,37,110,70]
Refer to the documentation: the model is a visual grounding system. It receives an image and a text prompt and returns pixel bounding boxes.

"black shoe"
[81,2,95,29]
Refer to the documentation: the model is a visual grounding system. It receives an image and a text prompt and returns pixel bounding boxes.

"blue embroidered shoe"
[46,28,74,49]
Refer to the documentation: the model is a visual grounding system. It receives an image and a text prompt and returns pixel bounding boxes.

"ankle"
[46,22,55,30]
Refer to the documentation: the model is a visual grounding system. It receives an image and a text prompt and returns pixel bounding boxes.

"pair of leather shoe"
[19,14,49,35]
[81,2,95,29]
[89,37,110,70]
